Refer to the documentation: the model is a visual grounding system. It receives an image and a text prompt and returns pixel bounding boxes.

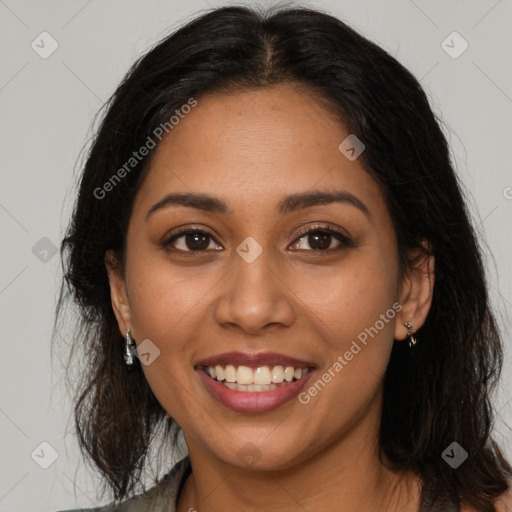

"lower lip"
[197,368,314,413]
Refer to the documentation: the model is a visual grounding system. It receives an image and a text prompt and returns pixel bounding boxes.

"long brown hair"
[55,5,512,510]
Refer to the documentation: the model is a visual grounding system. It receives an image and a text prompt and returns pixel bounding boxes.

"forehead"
[133,84,385,218]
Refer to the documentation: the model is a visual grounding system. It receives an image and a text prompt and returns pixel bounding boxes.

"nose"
[214,246,295,335]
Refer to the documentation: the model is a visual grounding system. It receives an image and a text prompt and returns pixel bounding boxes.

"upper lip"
[194,351,315,369]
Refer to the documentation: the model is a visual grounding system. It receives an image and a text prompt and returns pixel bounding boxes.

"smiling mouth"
[200,364,313,392]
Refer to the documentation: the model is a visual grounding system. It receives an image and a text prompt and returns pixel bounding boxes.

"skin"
[106,83,439,511]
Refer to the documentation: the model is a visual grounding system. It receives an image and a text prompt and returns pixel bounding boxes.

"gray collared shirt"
[58,455,458,511]
[57,455,191,512]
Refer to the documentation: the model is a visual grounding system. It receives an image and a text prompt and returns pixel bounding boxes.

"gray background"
[0,0,511,510]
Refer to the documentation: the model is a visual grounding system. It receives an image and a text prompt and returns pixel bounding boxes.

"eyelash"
[161,223,354,255]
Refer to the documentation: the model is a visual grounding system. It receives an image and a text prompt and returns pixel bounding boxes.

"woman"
[56,4,512,511]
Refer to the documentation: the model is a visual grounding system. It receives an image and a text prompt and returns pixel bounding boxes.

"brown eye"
[182,232,211,251]
[307,231,335,250]
[162,229,222,252]
[292,230,340,251]
[290,225,354,252]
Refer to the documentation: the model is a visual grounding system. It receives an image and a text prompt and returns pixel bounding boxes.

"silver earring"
[404,322,417,348]
[124,329,136,367]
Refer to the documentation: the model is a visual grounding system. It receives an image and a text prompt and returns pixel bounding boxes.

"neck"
[176,395,421,512]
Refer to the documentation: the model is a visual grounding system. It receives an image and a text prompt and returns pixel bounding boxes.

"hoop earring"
[124,329,136,367]
[404,322,417,348]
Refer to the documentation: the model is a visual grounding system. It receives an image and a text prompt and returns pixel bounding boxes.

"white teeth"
[215,365,225,381]
[206,364,309,387]
[225,365,237,383]
[253,366,272,385]
[236,365,253,385]
[223,382,279,392]
[271,366,284,382]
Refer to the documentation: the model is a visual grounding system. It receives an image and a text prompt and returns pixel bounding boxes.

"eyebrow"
[146,189,370,220]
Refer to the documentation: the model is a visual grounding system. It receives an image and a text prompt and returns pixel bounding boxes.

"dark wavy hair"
[55,4,512,510]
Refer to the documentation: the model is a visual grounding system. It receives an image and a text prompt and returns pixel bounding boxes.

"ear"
[394,240,435,341]
[105,249,132,337]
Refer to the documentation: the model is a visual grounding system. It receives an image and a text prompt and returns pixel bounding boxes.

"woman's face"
[108,84,425,470]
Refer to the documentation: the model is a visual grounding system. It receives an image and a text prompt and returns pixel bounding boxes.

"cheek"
[298,252,398,347]
[126,247,214,341]
[123,252,212,402]
[124,256,209,421]
[293,257,399,434]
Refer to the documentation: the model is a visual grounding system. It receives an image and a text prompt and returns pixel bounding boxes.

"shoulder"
[459,479,512,512]
[56,455,191,512]
[55,507,121,512]
[55,509,105,512]
[493,481,512,512]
